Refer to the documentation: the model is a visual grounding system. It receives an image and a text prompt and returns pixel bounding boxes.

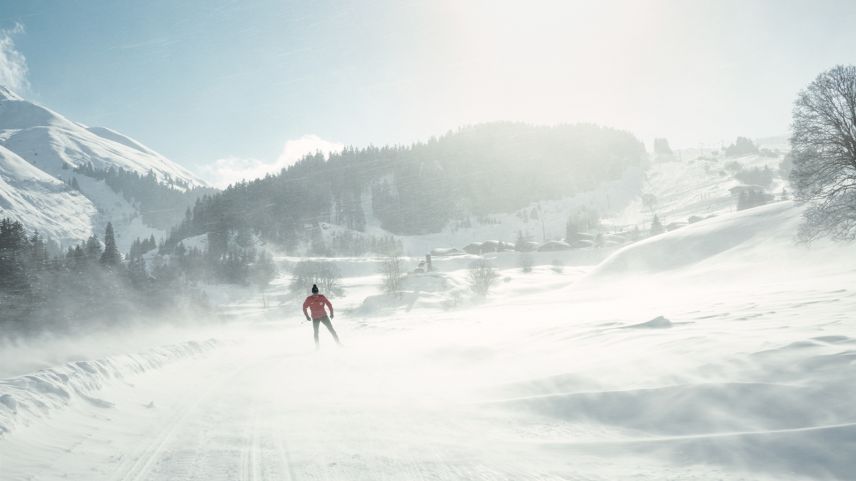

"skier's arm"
[323,296,334,318]
[302,298,311,320]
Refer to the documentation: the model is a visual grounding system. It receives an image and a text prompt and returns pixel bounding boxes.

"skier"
[303,284,340,348]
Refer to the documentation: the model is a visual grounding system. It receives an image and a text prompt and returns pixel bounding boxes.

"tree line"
[0,218,276,335]
[74,163,217,229]
[159,122,646,254]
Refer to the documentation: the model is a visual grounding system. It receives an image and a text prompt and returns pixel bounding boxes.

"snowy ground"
[2,202,856,480]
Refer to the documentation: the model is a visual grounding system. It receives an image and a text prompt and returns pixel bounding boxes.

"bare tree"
[380,255,403,297]
[468,259,498,297]
[791,65,856,241]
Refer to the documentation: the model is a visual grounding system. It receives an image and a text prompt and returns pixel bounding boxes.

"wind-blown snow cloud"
[0,23,29,94]
[201,135,343,189]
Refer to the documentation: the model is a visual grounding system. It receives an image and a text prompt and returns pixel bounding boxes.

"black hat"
[311,284,319,293]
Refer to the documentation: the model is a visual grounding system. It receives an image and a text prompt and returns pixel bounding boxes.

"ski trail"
[110,389,203,481]
[239,409,262,481]
[270,414,298,481]
[110,358,260,481]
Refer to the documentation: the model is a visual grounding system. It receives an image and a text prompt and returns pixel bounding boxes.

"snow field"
[1,201,855,480]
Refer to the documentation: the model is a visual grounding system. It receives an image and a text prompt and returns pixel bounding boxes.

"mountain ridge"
[0,87,211,247]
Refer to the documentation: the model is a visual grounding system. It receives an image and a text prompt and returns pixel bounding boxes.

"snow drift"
[589,201,803,278]
[0,339,219,436]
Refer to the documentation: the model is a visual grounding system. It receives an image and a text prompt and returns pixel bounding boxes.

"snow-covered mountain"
[0,144,96,241]
[0,86,208,248]
[0,86,203,187]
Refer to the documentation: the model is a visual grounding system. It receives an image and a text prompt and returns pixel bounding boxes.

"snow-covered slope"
[611,152,787,229]
[0,145,96,242]
[0,86,208,247]
[2,198,855,480]
[0,87,204,188]
[591,201,801,278]
[360,150,786,257]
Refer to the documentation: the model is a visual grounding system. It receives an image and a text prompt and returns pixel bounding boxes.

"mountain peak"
[0,84,210,247]
[0,90,207,188]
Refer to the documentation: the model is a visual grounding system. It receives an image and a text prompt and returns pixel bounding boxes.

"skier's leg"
[313,319,321,348]
[321,316,340,344]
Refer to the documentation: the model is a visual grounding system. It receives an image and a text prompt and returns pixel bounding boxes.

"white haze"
[2,198,856,480]
[201,135,344,188]
[1,3,856,479]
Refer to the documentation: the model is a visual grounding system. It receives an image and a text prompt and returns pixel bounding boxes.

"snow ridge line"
[0,339,220,436]
[536,421,856,446]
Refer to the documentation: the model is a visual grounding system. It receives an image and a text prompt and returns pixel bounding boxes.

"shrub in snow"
[380,255,403,297]
[468,259,498,297]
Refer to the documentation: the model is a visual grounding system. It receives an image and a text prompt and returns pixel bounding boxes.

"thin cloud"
[201,134,343,189]
[0,22,29,94]
[276,135,344,170]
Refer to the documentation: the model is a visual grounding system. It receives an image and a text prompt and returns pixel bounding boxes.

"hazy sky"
[1,0,855,185]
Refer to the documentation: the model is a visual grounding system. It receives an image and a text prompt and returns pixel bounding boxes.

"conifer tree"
[85,235,102,260]
[100,222,121,266]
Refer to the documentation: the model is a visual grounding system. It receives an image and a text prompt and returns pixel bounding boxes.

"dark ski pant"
[313,316,340,346]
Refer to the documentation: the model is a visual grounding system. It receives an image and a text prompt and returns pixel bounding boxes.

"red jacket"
[303,294,333,319]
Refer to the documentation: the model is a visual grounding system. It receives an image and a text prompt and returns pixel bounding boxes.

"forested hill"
[165,122,646,250]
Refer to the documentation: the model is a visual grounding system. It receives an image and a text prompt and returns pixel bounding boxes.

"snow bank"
[589,202,801,278]
[0,339,219,436]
